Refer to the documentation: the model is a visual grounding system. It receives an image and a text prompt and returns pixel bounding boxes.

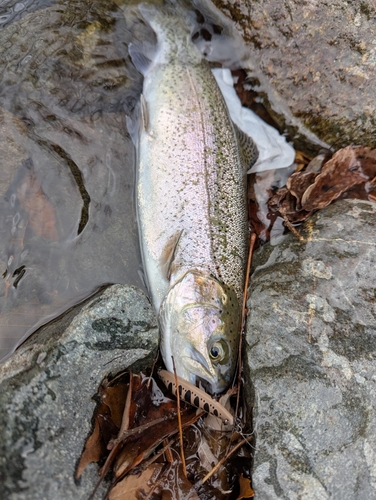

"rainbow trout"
[131,3,258,394]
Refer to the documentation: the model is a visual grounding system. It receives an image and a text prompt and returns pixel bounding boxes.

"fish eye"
[209,340,228,363]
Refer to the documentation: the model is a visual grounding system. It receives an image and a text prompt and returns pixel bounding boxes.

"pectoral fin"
[233,122,259,173]
[128,41,155,76]
[160,230,183,281]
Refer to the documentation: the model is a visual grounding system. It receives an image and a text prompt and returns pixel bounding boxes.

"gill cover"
[159,270,241,394]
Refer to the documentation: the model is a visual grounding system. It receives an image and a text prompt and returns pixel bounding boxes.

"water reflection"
[0,0,146,361]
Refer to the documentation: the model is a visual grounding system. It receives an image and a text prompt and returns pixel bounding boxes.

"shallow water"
[0,0,150,361]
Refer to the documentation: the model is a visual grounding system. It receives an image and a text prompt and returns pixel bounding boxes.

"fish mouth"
[182,351,225,394]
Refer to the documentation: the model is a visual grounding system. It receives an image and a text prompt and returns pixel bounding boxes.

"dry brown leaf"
[76,417,103,479]
[287,171,317,207]
[100,382,128,429]
[236,474,254,499]
[302,146,376,211]
[109,463,163,500]
[113,409,198,480]
[17,168,59,241]
[294,150,312,172]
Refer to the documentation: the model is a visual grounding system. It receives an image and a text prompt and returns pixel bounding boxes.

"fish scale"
[133,3,257,393]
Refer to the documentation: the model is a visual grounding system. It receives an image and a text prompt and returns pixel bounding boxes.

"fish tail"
[139,1,197,34]
[137,1,202,64]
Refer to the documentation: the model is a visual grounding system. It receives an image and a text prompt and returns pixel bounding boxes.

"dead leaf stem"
[119,372,132,435]
[279,207,305,241]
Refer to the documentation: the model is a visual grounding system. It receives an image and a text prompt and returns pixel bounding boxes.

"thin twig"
[163,438,174,464]
[109,416,172,448]
[146,354,159,389]
[202,435,253,484]
[172,356,187,478]
[279,207,305,241]
[235,233,257,420]
[142,437,177,471]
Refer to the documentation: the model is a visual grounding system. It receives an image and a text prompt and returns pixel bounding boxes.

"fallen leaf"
[294,150,312,172]
[287,171,317,207]
[236,474,254,499]
[76,416,103,479]
[302,146,376,211]
[109,463,164,500]
[113,408,198,480]
[76,379,129,479]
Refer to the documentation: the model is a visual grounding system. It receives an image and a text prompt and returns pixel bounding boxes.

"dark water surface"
[0,0,149,361]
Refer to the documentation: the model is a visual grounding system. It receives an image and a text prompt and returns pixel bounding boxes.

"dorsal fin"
[160,230,184,281]
[233,122,259,173]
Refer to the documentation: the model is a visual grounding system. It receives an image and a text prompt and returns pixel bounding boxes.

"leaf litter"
[248,146,376,243]
[77,236,257,500]
[77,368,254,500]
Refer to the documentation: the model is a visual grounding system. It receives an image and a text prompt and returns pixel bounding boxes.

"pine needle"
[172,356,187,478]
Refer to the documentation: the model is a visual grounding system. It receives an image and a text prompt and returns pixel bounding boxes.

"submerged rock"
[0,284,158,500]
[213,0,376,153]
[246,199,376,498]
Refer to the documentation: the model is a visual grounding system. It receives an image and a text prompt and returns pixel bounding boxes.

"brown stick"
[109,416,172,448]
[202,435,253,484]
[235,232,257,420]
[163,438,174,464]
[172,356,187,478]
[146,354,158,389]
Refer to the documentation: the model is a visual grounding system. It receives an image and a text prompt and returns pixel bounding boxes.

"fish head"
[159,271,241,394]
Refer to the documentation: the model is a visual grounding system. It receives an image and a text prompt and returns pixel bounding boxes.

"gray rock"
[246,199,376,499]
[213,0,376,154]
[0,284,159,500]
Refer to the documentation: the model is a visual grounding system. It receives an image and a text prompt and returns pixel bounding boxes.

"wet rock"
[0,284,158,500]
[245,199,376,498]
[213,0,376,153]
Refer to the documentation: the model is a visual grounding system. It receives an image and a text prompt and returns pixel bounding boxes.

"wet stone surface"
[213,0,376,153]
[245,199,376,498]
[0,284,158,500]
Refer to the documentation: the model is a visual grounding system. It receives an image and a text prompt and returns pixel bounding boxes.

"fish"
[130,3,258,394]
